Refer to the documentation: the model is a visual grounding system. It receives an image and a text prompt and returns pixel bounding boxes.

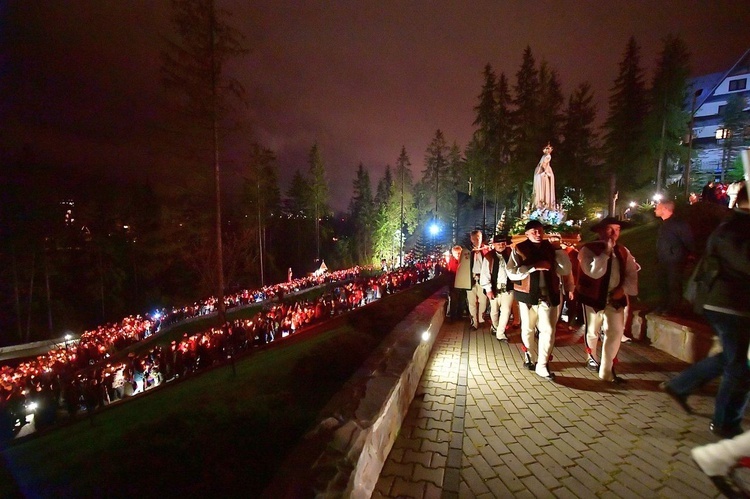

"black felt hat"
[590,217,630,232]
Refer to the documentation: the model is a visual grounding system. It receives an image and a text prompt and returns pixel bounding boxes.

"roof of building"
[689,48,750,112]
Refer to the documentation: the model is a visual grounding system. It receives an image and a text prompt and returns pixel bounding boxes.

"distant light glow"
[629,201,636,208]
[421,330,431,342]
[652,193,663,202]
[429,223,440,236]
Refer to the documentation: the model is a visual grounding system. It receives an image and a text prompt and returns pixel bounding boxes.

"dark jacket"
[656,216,695,264]
[703,209,750,315]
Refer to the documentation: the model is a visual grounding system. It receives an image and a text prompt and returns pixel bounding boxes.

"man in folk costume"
[480,233,515,342]
[507,220,573,380]
[577,217,640,383]
[463,229,490,330]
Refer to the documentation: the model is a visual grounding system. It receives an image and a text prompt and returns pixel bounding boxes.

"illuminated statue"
[533,143,555,209]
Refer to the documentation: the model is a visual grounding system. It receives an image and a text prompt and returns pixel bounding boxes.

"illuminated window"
[728,79,747,91]
[715,128,731,140]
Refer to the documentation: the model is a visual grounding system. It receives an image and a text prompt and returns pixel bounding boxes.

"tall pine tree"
[647,35,691,193]
[349,163,375,264]
[394,147,417,265]
[308,144,330,262]
[558,82,600,219]
[511,47,541,212]
[601,37,649,205]
[161,0,248,321]
[422,130,454,227]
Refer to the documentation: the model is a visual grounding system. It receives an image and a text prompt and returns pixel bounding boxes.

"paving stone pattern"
[374,319,744,498]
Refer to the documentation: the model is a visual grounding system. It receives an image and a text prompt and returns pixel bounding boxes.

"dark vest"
[576,243,629,311]
[486,249,514,294]
[513,239,560,306]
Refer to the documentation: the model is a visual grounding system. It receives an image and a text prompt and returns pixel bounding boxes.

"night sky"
[2,1,748,210]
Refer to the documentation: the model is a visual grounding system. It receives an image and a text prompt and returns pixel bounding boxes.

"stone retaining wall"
[631,310,720,363]
[264,288,446,498]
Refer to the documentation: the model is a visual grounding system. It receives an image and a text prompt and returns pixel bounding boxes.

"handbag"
[683,254,720,314]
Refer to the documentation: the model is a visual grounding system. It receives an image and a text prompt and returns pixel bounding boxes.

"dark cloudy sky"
[2,1,748,210]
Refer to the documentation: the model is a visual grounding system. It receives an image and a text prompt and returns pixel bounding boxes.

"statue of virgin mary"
[533,143,556,209]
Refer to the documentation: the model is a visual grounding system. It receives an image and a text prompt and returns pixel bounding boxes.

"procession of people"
[3,140,748,492]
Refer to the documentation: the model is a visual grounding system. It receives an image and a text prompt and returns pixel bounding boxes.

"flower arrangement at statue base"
[510,204,578,237]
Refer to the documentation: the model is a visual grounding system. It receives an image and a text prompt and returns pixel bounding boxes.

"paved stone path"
[374,318,741,498]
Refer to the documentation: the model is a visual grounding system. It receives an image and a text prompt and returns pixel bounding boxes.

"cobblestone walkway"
[374,318,740,498]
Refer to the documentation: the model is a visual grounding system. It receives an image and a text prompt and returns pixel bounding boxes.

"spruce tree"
[308,143,330,262]
[240,144,280,285]
[373,165,398,266]
[473,64,499,172]
[394,147,417,265]
[601,37,649,202]
[349,163,375,264]
[161,0,248,321]
[718,93,750,181]
[422,129,453,225]
[558,82,600,219]
[286,169,310,266]
[537,62,564,149]
[646,35,691,193]
[511,46,541,212]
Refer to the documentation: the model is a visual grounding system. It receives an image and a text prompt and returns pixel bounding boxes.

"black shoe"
[707,476,744,499]
[490,325,497,334]
[610,376,627,384]
[496,336,508,343]
[660,382,693,414]
[523,352,535,370]
[709,422,743,439]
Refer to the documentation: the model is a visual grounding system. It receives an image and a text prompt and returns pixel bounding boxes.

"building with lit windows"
[687,48,750,182]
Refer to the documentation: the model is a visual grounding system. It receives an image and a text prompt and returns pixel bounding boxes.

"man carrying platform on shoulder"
[577,217,640,383]
[480,233,515,342]
[507,220,573,380]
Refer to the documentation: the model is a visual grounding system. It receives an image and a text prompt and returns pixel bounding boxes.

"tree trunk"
[45,251,53,337]
[99,249,106,323]
[25,252,36,343]
[12,248,23,341]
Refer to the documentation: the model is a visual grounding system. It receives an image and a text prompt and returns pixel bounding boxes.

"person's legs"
[519,302,538,364]
[448,286,459,319]
[599,306,625,381]
[535,301,557,378]
[497,291,514,339]
[692,430,750,477]
[466,288,478,326]
[511,299,521,327]
[489,295,500,330]
[476,284,487,323]
[655,261,669,311]
[583,305,604,365]
[707,310,750,434]
[666,262,685,311]
[668,352,725,396]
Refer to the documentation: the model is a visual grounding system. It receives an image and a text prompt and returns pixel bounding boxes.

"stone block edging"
[264,288,446,498]
[635,310,720,363]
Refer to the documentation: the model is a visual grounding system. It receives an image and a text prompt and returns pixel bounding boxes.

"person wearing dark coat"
[654,200,695,314]
[661,185,750,439]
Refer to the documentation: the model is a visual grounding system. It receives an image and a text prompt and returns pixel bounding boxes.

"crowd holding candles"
[1,258,439,439]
